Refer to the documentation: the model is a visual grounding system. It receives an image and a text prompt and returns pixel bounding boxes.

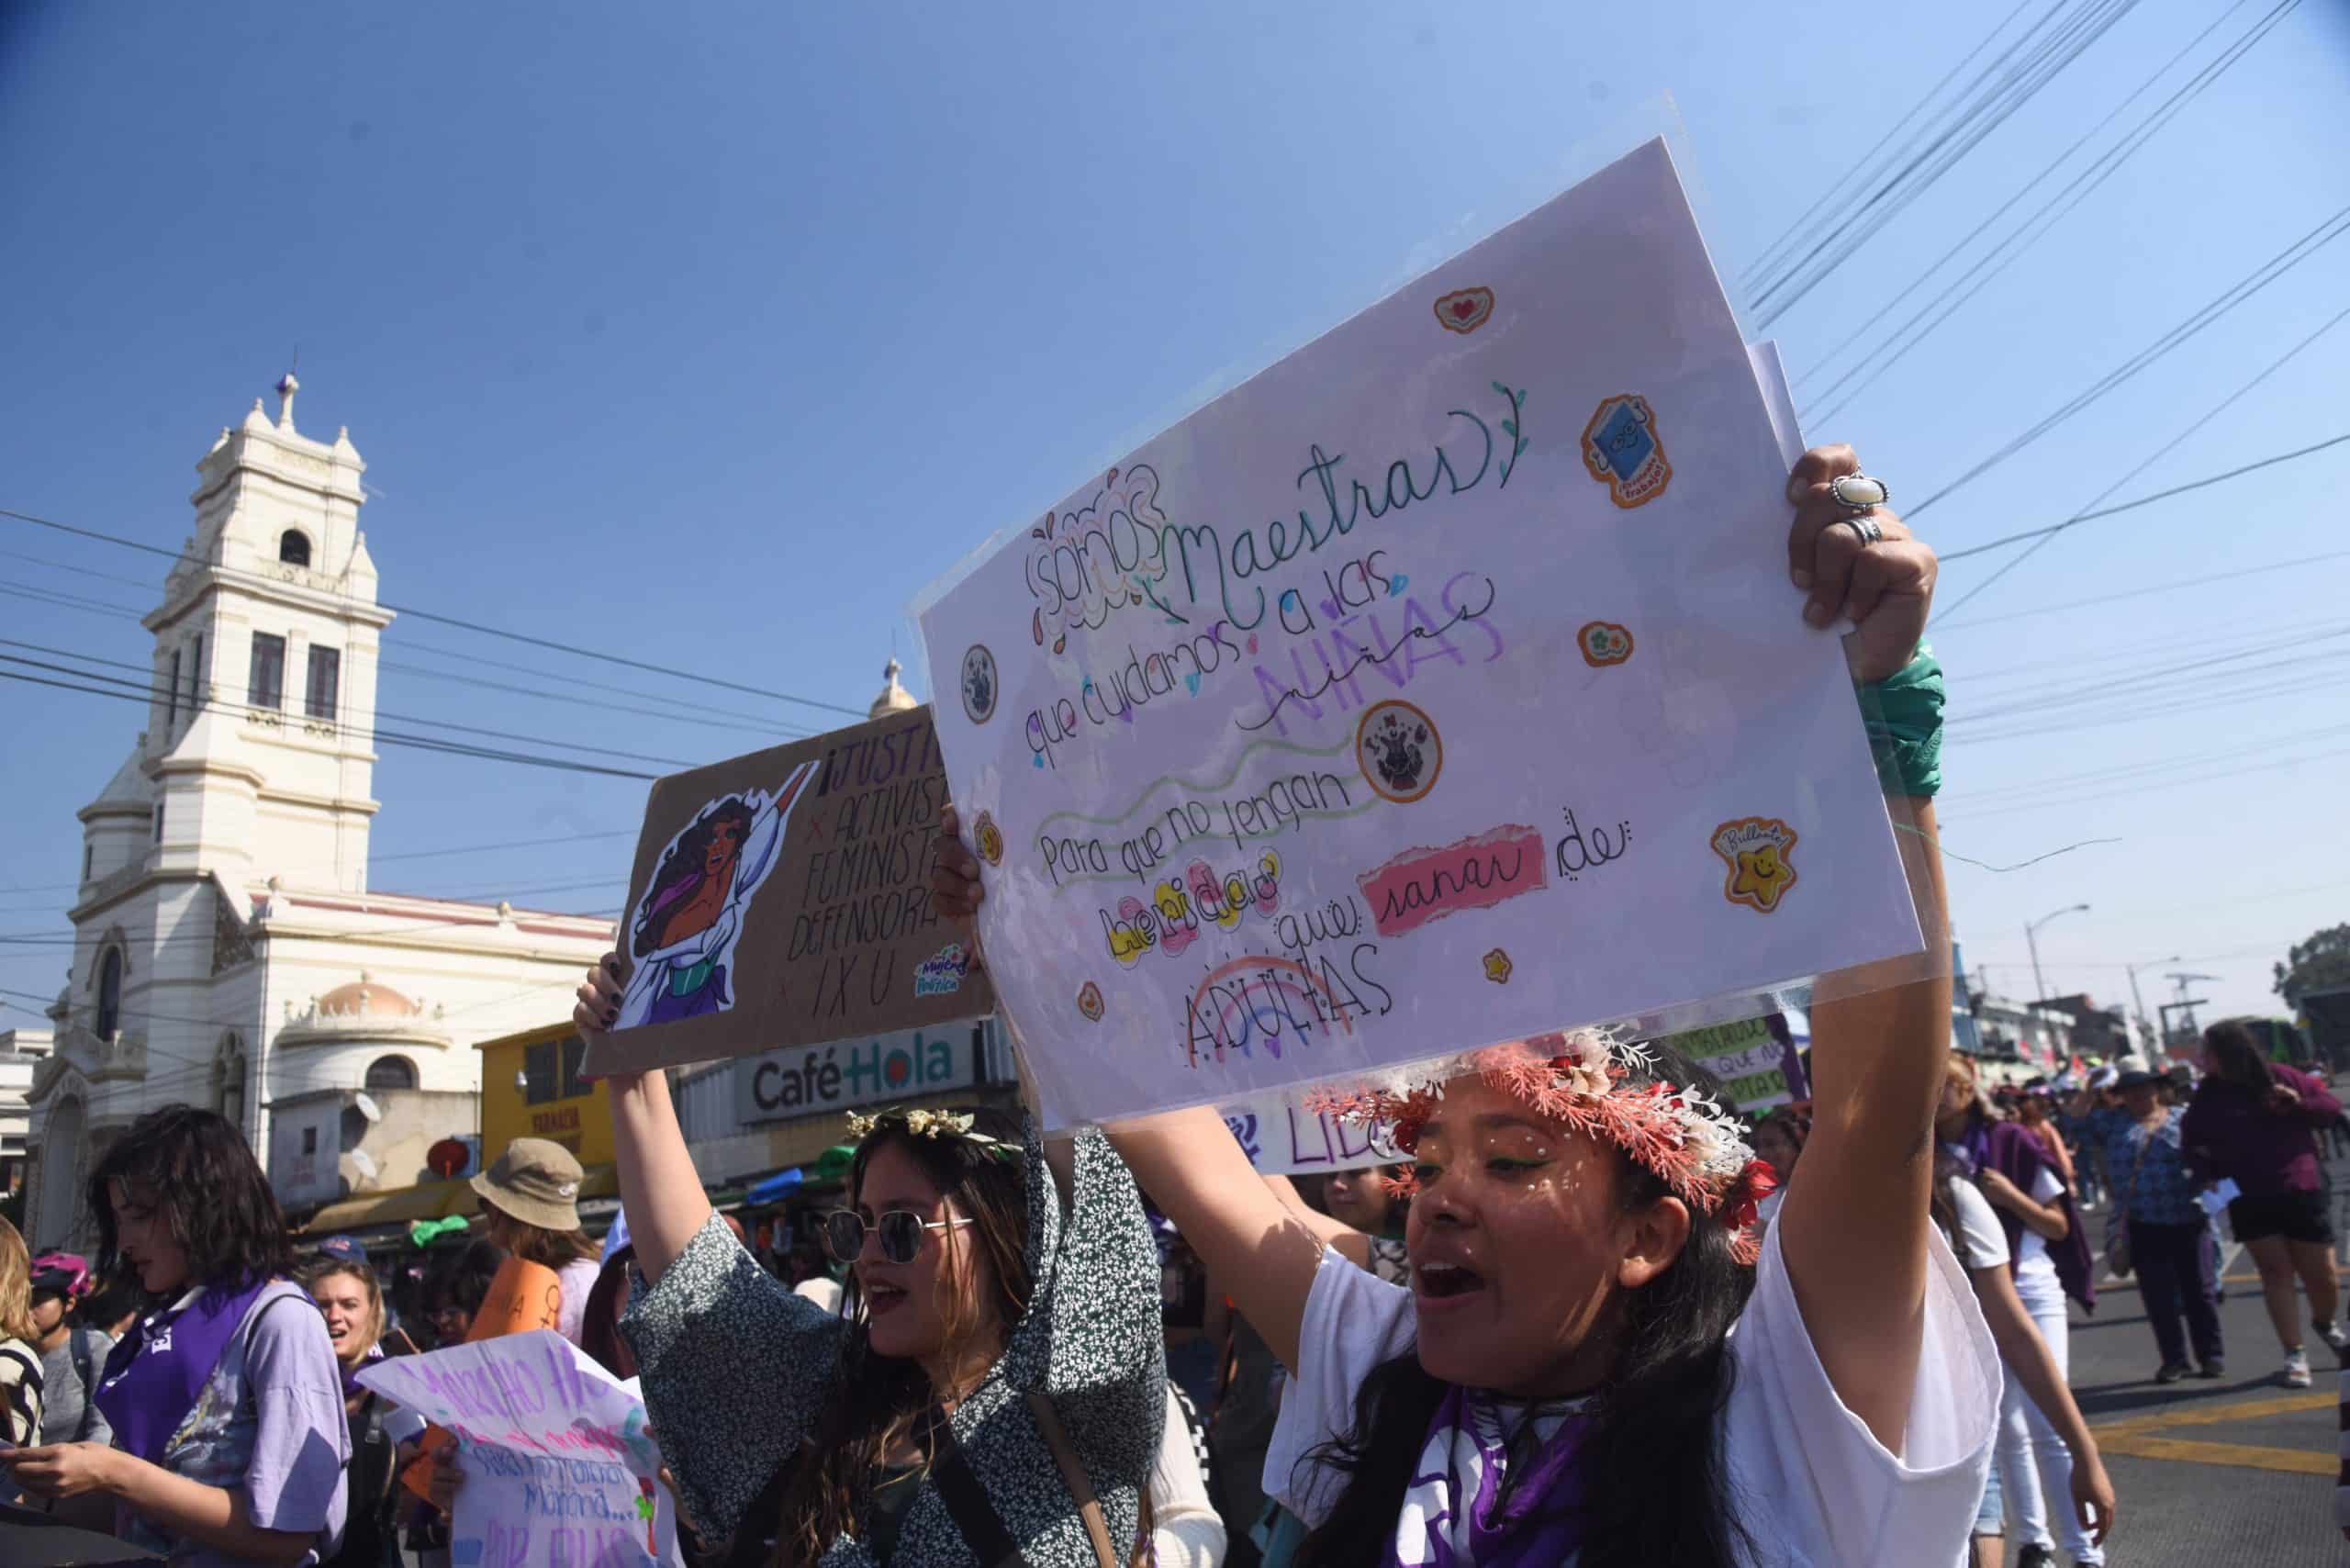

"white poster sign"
[1216,1088,1404,1176]
[919,138,1920,1127]
[356,1330,682,1568]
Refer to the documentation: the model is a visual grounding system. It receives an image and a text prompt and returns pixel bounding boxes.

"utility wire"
[1751,0,2147,326]
[0,644,705,769]
[0,504,870,719]
[1929,303,2350,622]
[0,666,663,781]
[1739,0,2042,291]
[1932,547,2350,630]
[1906,207,2350,521]
[1798,0,2295,420]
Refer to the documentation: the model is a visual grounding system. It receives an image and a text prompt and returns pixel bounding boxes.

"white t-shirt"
[2008,1168,2068,1315]
[1265,1219,1998,1567]
[1946,1176,2010,1272]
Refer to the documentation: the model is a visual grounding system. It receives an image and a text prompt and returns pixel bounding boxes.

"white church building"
[20,378,615,1249]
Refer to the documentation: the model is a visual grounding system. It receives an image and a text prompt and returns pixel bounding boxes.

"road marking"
[2090,1391,2337,1477]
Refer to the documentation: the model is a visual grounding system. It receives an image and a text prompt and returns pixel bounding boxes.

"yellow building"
[477,1021,615,1169]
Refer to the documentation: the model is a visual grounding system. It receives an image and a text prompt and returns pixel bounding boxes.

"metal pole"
[2028,923,2047,1003]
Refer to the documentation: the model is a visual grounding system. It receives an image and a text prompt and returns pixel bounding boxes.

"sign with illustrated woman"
[587,705,996,1076]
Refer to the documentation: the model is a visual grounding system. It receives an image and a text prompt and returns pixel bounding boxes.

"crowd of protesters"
[1,453,2341,1568]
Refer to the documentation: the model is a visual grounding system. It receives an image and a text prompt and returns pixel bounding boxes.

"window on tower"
[306,646,341,721]
[365,1054,418,1091]
[279,530,311,566]
[190,633,206,708]
[249,633,285,710]
[167,649,182,729]
[96,948,123,1040]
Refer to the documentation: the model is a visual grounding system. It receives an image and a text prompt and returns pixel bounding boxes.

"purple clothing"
[1984,1121,2096,1313]
[108,1280,351,1568]
[1385,1384,1592,1567]
[2182,1064,2343,1197]
[95,1277,272,1467]
[644,960,727,1025]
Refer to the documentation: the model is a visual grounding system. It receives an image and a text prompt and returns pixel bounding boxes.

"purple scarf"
[341,1340,386,1402]
[94,1278,273,1466]
[1384,1384,1593,1567]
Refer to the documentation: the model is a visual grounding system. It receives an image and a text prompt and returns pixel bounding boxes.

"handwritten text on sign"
[920,139,1919,1126]
[357,1330,681,1568]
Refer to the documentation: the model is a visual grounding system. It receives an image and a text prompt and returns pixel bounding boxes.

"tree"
[2275,924,2350,1010]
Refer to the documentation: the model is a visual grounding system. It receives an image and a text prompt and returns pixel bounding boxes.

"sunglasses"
[822,1207,971,1265]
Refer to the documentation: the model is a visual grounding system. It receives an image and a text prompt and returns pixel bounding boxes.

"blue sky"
[4,0,2345,1036]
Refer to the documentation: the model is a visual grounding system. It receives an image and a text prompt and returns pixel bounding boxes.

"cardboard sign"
[917,138,1920,1127]
[359,1330,682,1568]
[583,705,995,1076]
[1664,1014,1809,1111]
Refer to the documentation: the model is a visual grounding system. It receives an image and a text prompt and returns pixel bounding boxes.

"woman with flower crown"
[931,446,2020,1568]
[571,964,1219,1567]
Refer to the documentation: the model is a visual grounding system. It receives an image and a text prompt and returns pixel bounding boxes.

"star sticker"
[1729,846,1796,913]
[1482,948,1514,985]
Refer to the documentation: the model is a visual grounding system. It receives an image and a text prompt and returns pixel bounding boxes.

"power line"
[1,553,819,742]
[1931,547,2350,630]
[0,503,870,719]
[0,643,705,770]
[1905,206,2350,521]
[1750,0,2149,326]
[0,666,664,781]
[1739,0,2042,291]
[1797,0,2296,421]
[1930,305,2350,622]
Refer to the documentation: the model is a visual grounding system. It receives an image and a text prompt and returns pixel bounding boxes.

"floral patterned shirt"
[623,1126,1165,1566]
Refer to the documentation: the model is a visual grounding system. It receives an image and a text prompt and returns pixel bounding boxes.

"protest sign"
[1664,1014,1809,1111]
[1216,1087,1404,1175]
[583,705,995,1076]
[917,137,1920,1127]
[360,1330,682,1568]
[399,1256,565,1502]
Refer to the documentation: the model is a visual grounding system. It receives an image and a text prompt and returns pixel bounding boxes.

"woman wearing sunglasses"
[574,959,1167,1568]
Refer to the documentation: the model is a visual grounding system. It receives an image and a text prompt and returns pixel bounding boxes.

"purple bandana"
[341,1339,386,1401]
[1385,1384,1594,1567]
[95,1278,273,1466]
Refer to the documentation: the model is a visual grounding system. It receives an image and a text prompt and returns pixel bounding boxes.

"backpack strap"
[69,1328,100,1442]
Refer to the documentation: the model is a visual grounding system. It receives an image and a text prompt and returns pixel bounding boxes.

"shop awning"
[744,1168,803,1206]
[300,1180,472,1236]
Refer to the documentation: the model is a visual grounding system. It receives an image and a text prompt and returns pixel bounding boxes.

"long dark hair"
[1292,1046,1757,1568]
[88,1104,292,1292]
[773,1106,1035,1566]
[632,798,754,958]
[1927,1147,1977,1271]
[2202,1020,2277,1093]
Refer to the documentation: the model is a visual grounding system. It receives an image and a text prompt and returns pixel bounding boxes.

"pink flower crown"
[1307,1030,1779,1266]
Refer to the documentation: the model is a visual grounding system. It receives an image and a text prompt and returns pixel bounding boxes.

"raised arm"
[1772,444,1950,1452]
[1101,1107,1331,1374]
[578,955,712,1282]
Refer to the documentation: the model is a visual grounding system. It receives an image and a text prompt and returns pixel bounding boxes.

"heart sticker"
[1435,286,1495,333]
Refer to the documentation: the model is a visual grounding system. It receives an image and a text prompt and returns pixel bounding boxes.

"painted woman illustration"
[613,758,822,1030]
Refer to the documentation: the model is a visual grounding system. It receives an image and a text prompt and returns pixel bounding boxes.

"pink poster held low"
[918,138,1921,1127]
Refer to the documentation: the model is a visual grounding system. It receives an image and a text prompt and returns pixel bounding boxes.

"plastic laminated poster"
[918,136,1925,1129]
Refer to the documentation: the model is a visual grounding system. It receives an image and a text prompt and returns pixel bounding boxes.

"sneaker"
[2197,1358,2225,1378]
[2284,1349,2312,1388]
[2156,1360,2192,1383]
[2014,1545,2057,1568]
[2319,1320,2350,1358]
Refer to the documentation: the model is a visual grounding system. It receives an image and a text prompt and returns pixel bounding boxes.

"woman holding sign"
[573,959,1170,1567]
[933,447,2046,1567]
[2,1106,352,1568]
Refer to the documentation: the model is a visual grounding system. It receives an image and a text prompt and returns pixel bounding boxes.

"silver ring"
[1828,472,1890,516]
[1836,515,1886,548]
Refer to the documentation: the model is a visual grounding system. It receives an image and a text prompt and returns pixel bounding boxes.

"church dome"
[315,972,419,1018]
[867,657,918,720]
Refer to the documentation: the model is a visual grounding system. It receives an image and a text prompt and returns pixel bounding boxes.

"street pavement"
[2053,1110,2350,1567]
